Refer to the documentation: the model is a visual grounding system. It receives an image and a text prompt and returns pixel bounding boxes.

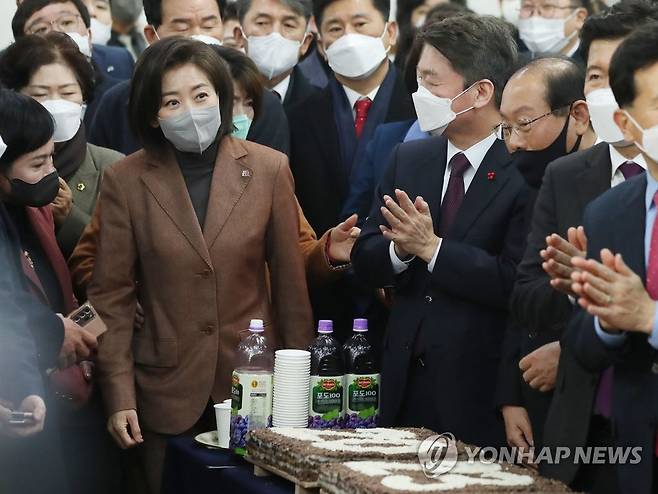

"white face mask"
[624,111,658,163]
[190,34,223,45]
[586,87,627,146]
[412,83,476,134]
[90,18,112,45]
[65,31,92,58]
[41,99,84,143]
[247,32,301,80]
[325,25,389,80]
[158,103,221,154]
[414,15,426,29]
[518,11,576,54]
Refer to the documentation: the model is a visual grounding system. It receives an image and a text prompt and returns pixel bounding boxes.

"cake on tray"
[318,460,572,493]
[246,427,455,483]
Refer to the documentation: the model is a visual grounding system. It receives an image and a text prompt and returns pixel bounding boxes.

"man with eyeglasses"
[13,0,134,80]
[517,0,591,61]
[507,3,658,493]
[496,56,595,461]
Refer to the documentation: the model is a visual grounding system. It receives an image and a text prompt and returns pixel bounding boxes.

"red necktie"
[645,192,658,456]
[354,98,372,138]
[438,152,471,237]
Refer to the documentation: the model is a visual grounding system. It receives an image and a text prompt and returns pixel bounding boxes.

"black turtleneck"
[174,140,219,229]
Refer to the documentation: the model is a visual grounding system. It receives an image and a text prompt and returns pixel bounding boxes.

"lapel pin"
[242,170,251,177]
[77,182,86,191]
[487,171,496,181]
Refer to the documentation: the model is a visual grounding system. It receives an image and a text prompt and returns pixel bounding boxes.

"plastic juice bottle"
[342,319,379,428]
[230,319,273,455]
[308,320,344,429]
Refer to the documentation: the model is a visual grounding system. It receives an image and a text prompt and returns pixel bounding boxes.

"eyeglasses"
[519,2,579,19]
[495,104,571,141]
[26,13,83,35]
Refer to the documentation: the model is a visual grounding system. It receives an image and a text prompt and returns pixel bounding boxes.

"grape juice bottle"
[342,319,379,428]
[230,319,273,455]
[308,320,344,429]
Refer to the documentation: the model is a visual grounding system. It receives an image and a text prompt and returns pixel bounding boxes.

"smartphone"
[9,412,34,425]
[68,302,107,337]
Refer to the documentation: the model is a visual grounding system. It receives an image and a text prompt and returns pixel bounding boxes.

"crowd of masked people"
[3,0,658,492]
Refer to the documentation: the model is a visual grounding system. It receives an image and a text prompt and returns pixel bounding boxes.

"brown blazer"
[87,137,314,434]
[71,179,340,300]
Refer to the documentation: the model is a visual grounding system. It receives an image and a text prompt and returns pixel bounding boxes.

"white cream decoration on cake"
[343,461,535,492]
[269,428,422,454]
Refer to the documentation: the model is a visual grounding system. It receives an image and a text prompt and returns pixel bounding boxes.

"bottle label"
[344,373,379,428]
[230,371,273,453]
[308,375,343,428]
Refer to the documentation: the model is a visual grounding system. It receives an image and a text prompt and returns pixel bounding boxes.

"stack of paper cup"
[273,349,311,427]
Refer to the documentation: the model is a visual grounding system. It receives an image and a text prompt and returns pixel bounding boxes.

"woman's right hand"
[108,409,144,449]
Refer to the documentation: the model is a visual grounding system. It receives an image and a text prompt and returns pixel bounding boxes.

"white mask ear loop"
[380,22,392,55]
[624,110,649,152]
[451,81,481,116]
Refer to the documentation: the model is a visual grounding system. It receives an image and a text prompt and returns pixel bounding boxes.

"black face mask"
[7,171,60,207]
[512,114,583,189]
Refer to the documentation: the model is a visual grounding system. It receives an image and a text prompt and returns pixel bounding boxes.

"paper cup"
[214,403,231,448]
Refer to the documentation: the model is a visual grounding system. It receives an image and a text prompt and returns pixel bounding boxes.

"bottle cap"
[318,320,333,333]
[353,318,368,332]
[249,319,264,332]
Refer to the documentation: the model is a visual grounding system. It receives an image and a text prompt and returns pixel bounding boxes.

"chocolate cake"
[318,460,572,493]
[246,427,451,482]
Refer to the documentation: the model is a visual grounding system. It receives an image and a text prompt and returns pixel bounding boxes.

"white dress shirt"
[342,85,380,120]
[389,132,498,274]
[609,144,647,187]
[271,75,292,101]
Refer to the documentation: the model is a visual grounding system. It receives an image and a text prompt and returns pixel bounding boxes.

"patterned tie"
[354,98,372,138]
[645,191,658,456]
[619,160,644,180]
[438,152,471,237]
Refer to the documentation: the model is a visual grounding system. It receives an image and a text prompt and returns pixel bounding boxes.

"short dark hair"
[223,1,239,22]
[518,57,585,116]
[401,4,472,94]
[396,0,466,27]
[129,37,234,153]
[418,14,518,107]
[610,22,658,108]
[0,33,96,104]
[211,45,263,120]
[143,0,225,28]
[12,0,91,38]
[578,0,658,64]
[0,89,54,172]
[237,0,312,23]
[313,0,389,28]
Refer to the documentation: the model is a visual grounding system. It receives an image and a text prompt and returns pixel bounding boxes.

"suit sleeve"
[68,201,101,301]
[267,156,314,349]
[247,90,291,156]
[495,323,524,407]
[56,203,91,261]
[565,206,624,372]
[430,180,530,310]
[87,167,138,415]
[510,164,574,334]
[351,145,403,288]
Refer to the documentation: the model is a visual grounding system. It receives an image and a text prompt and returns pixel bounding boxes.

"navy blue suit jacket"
[352,136,529,447]
[92,44,134,80]
[341,119,415,222]
[568,173,658,494]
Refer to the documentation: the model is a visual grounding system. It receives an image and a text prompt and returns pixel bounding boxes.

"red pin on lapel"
[487,171,496,181]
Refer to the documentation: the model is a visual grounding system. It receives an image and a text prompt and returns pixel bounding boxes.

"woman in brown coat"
[87,37,313,493]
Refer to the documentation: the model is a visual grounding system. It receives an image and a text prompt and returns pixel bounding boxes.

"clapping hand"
[542,226,587,296]
[328,214,361,264]
[379,189,439,263]
[571,249,656,334]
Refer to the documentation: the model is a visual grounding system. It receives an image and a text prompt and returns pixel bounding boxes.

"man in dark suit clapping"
[352,15,528,448]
